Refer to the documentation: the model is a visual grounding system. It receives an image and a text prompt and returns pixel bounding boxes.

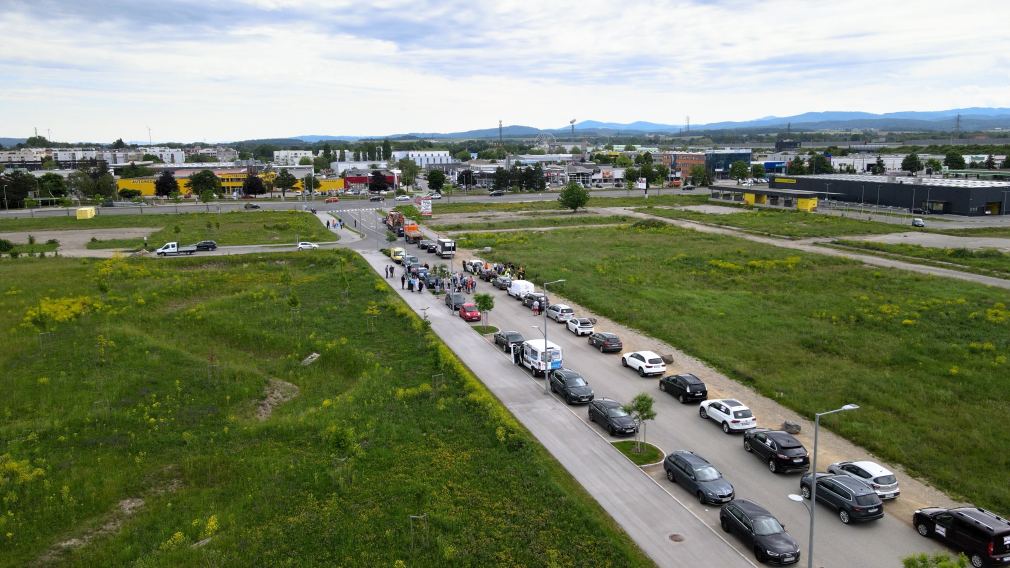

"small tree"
[925,158,943,174]
[750,163,766,179]
[902,153,923,175]
[188,169,221,196]
[902,552,968,568]
[242,175,266,196]
[729,160,750,181]
[786,157,807,175]
[427,169,446,191]
[984,154,997,170]
[872,155,886,174]
[302,174,321,193]
[558,181,590,212]
[943,152,965,170]
[199,189,216,203]
[275,169,297,196]
[473,292,494,328]
[154,170,178,197]
[118,188,142,199]
[623,393,657,453]
[369,170,389,193]
[689,164,711,186]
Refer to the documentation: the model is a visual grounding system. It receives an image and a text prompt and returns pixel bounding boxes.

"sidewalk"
[315,211,363,243]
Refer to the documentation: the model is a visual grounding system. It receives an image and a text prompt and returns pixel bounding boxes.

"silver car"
[826,460,900,500]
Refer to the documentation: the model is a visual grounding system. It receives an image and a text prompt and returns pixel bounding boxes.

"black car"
[369,194,384,202]
[479,267,497,281]
[423,272,440,289]
[488,190,505,197]
[493,275,511,290]
[425,241,438,253]
[663,450,734,505]
[743,429,810,474]
[522,292,547,308]
[800,473,884,524]
[587,398,638,436]
[720,499,800,565]
[417,239,433,250]
[548,368,595,404]
[913,506,1010,568]
[659,373,708,403]
[493,330,525,353]
[588,332,623,353]
[194,240,218,251]
[444,292,466,310]
[243,203,261,209]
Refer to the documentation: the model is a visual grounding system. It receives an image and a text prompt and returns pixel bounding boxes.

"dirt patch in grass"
[256,378,300,420]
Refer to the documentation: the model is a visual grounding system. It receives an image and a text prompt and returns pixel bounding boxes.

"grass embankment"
[933,226,1010,238]
[637,206,907,238]
[831,240,1010,278]
[0,252,649,567]
[0,211,331,247]
[430,215,634,232]
[430,194,709,216]
[458,223,1010,514]
[612,442,664,466]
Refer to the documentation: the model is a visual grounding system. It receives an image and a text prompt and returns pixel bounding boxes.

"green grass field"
[430,215,634,232]
[612,442,664,466]
[430,193,708,216]
[933,226,1010,239]
[636,206,907,238]
[0,252,649,567]
[831,239,1010,277]
[457,223,1010,514]
[0,211,332,247]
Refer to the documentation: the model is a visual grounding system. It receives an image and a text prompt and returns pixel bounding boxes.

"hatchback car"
[459,303,481,322]
[567,317,594,336]
[545,304,575,322]
[827,461,900,500]
[493,330,525,353]
[195,240,217,251]
[720,499,801,565]
[743,429,810,474]
[394,195,411,202]
[659,373,708,403]
[621,350,665,376]
[587,398,638,436]
[444,292,466,310]
[493,275,512,290]
[913,506,1010,568]
[663,450,735,505]
[425,192,442,199]
[296,241,319,250]
[588,332,623,353]
[522,292,548,309]
[800,473,884,524]
[699,399,756,433]
[324,196,340,203]
[548,368,595,404]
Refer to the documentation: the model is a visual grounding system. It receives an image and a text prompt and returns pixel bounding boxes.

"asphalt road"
[344,211,944,568]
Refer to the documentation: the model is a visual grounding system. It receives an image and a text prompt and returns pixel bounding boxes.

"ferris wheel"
[534,132,556,151]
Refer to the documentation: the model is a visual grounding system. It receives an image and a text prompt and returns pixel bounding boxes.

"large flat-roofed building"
[706,149,752,178]
[768,173,1010,216]
[273,150,315,166]
[390,150,451,167]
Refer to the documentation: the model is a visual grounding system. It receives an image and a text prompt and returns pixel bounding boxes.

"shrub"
[28,234,36,245]
[0,239,13,253]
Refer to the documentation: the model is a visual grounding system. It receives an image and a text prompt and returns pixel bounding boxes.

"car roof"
[595,398,623,409]
[673,450,711,468]
[462,303,476,308]
[732,499,774,519]
[556,368,582,378]
[550,303,571,309]
[765,431,802,445]
[675,373,703,383]
[720,399,745,408]
[831,475,877,495]
[597,332,619,338]
[950,508,1010,533]
[847,461,893,476]
[633,350,659,357]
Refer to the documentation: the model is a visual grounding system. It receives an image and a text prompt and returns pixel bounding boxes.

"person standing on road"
[418,280,424,293]
[512,343,522,366]
[401,274,406,289]
[532,300,540,316]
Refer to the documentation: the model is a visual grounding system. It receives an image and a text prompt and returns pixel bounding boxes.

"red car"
[324,197,340,203]
[459,303,481,322]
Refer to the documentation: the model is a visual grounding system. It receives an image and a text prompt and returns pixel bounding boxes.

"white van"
[518,339,563,376]
[436,238,456,258]
[507,279,535,300]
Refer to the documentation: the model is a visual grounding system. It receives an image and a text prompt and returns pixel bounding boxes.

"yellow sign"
[775,177,796,184]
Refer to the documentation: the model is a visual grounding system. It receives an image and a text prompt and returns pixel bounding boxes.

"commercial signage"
[636,177,647,190]
[419,197,432,217]
[775,177,797,184]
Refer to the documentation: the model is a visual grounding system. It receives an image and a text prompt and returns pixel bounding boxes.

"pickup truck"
[155,242,198,256]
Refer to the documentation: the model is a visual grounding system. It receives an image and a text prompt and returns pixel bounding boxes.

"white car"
[426,193,442,199]
[621,350,666,376]
[566,317,594,336]
[699,399,756,434]
[546,304,575,322]
[826,460,900,500]
[296,241,319,251]
[394,195,411,202]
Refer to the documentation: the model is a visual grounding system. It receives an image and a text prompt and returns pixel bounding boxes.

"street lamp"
[541,279,566,393]
[804,403,859,568]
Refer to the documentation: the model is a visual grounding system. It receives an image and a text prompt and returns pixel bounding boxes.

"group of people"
[469,261,525,282]
[325,218,343,230]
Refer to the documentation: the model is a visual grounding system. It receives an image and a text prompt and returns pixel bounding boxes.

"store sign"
[419,197,432,217]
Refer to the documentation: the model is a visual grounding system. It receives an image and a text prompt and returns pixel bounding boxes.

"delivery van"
[507,279,535,301]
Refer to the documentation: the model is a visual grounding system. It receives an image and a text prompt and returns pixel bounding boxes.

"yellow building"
[118,171,344,196]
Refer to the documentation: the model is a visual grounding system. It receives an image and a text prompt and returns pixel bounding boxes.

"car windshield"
[752,517,784,536]
[568,377,587,387]
[507,333,522,341]
[607,407,629,418]
[855,494,879,506]
[733,409,753,419]
[647,358,663,364]
[874,475,897,485]
[579,319,591,325]
[695,466,721,482]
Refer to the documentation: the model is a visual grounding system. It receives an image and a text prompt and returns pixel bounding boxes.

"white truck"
[515,339,563,377]
[436,238,456,258]
[155,242,197,256]
[507,279,535,300]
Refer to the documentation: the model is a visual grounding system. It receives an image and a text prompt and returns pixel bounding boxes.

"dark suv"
[914,507,1010,568]
[548,368,594,405]
[720,499,801,565]
[588,332,623,353]
[800,473,884,524]
[663,450,734,505]
[659,373,708,403]
[444,292,466,310]
[493,330,525,353]
[743,429,810,474]
[588,398,638,436]
[522,292,547,308]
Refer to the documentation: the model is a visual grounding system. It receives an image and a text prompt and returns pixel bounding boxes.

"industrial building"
[768,174,1010,216]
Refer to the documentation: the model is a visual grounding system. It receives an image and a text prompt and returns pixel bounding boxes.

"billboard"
[636,177,647,190]
[419,197,432,217]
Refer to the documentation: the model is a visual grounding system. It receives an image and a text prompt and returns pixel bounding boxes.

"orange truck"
[403,220,422,244]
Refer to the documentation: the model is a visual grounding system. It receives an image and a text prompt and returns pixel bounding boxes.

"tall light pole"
[542,279,566,393]
[804,403,859,568]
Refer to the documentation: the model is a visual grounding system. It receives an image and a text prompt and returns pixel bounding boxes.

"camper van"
[517,339,563,376]
[507,279,535,301]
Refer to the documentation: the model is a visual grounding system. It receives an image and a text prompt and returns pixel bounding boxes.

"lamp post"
[542,279,566,393]
[804,403,859,568]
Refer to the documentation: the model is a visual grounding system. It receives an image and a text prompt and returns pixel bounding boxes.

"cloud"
[1,0,1009,141]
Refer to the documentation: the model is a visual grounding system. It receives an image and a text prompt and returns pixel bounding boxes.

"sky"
[3,0,1010,143]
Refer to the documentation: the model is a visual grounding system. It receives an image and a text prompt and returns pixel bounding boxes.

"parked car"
[389,247,405,263]
[720,499,801,565]
[826,461,900,500]
[493,275,512,290]
[194,240,218,251]
[800,473,884,524]
[395,195,411,202]
[324,197,340,203]
[444,292,466,310]
[402,254,419,269]
[459,302,481,322]
[488,190,505,197]
[479,267,497,282]
[699,399,756,434]
[243,203,261,209]
[663,450,735,505]
[659,373,708,403]
[425,192,442,199]
[296,241,319,250]
[417,239,433,250]
[493,330,525,353]
[587,398,638,436]
[621,350,665,376]
[548,368,595,404]
[912,217,926,227]
[913,506,1010,568]
[422,272,440,289]
[522,292,548,309]
[566,317,594,336]
[588,332,623,353]
[743,429,810,474]
[369,194,384,202]
[425,241,439,254]
[545,303,575,322]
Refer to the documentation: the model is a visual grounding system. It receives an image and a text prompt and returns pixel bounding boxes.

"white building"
[328,160,389,174]
[138,146,186,164]
[390,150,452,167]
[273,150,315,166]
